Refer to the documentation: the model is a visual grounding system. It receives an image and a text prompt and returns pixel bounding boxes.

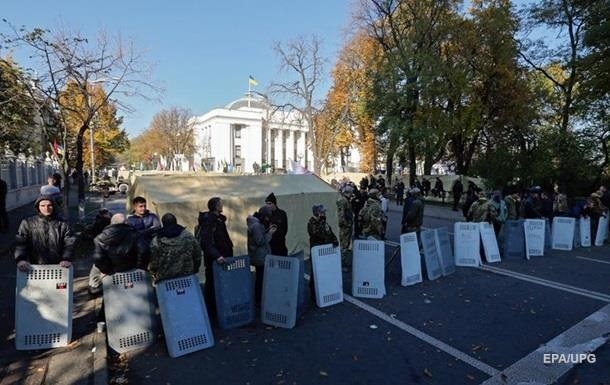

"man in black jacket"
[198,197,233,317]
[15,195,74,271]
[265,192,288,256]
[88,213,142,295]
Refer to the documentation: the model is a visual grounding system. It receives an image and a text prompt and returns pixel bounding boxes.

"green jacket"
[359,198,385,238]
[149,225,202,283]
[308,216,338,247]
[468,198,497,223]
[337,194,354,228]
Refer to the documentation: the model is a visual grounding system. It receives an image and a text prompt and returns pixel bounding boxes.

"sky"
[2,0,355,138]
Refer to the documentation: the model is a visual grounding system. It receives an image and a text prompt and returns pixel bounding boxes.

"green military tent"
[127,173,341,257]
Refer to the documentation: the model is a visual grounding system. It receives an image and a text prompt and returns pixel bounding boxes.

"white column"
[274,130,283,169]
[296,131,305,165]
[285,130,295,169]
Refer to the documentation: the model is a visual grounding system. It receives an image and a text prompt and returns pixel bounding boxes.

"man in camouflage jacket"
[358,189,385,240]
[307,204,338,301]
[336,185,354,264]
[149,213,202,284]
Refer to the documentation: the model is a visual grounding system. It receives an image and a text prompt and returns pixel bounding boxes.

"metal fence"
[0,149,58,192]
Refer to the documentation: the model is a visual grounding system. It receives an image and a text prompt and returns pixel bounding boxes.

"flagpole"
[248,77,251,108]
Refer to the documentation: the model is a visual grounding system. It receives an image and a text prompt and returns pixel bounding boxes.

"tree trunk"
[76,127,87,201]
[385,151,394,187]
[408,137,417,187]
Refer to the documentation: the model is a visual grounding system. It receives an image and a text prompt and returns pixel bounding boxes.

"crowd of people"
[453,180,610,242]
[12,173,609,329]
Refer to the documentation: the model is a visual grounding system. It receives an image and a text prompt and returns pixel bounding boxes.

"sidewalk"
[0,187,108,385]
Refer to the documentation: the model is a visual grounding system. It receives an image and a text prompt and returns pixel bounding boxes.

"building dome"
[225,94,269,111]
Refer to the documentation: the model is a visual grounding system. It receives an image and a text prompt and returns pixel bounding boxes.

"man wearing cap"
[307,204,339,300]
[14,195,75,272]
[337,186,354,265]
[308,204,339,248]
[358,189,385,240]
[265,192,288,255]
[149,213,202,284]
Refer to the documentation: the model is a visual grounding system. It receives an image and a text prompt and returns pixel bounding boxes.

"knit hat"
[265,192,277,205]
[161,213,178,227]
[368,188,380,197]
[34,194,54,210]
[312,204,327,215]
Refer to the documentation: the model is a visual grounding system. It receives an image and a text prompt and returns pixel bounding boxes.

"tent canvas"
[128,174,340,257]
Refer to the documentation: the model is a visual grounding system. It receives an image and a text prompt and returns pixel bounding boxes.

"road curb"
[93,296,108,385]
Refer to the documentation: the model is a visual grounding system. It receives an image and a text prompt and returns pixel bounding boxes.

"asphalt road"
[111,200,610,385]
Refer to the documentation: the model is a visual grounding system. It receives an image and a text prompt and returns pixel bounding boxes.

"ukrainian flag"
[248,75,258,86]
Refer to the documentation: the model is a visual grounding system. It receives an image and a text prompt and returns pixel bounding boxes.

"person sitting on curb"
[88,213,142,296]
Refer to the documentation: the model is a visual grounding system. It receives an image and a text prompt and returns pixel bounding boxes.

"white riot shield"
[15,265,73,350]
[551,217,575,251]
[400,232,422,286]
[454,222,481,267]
[580,217,591,247]
[435,227,455,276]
[311,244,343,307]
[352,239,385,298]
[156,275,214,358]
[103,269,156,353]
[479,222,501,263]
[595,214,609,246]
[261,255,300,329]
[524,219,545,259]
[420,230,442,280]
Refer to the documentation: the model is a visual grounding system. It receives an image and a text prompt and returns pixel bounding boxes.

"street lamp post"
[90,124,96,184]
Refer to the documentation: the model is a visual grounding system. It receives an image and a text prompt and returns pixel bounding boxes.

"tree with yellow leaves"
[321,31,382,174]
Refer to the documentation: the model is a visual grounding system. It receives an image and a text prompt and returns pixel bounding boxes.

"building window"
[235,145,241,158]
[234,127,241,138]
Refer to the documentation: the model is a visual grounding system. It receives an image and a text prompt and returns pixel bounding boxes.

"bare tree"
[269,35,327,175]
[1,21,161,216]
[148,107,197,169]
